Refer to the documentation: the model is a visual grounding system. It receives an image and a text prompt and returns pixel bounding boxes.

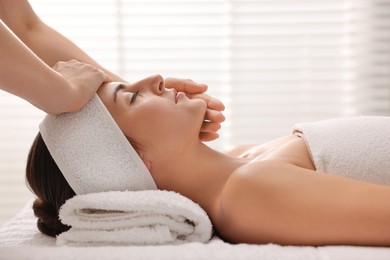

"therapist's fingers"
[201,121,221,133]
[165,78,225,111]
[101,70,113,83]
[165,77,208,94]
[190,93,225,112]
[204,108,225,124]
[53,60,110,80]
[199,131,220,142]
[53,59,112,112]
[54,59,112,82]
[199,121,222,142]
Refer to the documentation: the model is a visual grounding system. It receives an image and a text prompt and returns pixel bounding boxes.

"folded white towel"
[56,190,213,246]
[292,116,390,185]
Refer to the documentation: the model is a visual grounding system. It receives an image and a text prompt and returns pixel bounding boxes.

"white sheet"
[0,201,389,260]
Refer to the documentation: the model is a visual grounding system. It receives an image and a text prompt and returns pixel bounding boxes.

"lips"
[172,89,184,103]
[175,92,184,103]
[173,89,178,103]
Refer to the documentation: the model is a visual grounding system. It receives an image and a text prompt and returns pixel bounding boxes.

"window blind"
[229,0,390,145]
[0,0,389,225]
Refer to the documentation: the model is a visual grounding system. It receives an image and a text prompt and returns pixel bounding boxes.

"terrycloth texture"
[56,190,213,246]
[39,94,157,194]
[3,201,390,260]
[292,116,390,185]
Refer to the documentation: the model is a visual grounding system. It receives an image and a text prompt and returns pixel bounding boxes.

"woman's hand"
[53,60,112,112]
[165,77,225,142]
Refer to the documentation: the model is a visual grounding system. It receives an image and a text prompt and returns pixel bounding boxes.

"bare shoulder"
[219,160,284,206]
[215,160,390,245]
[219,160,319,214]
[214,160,315,244]
[215,160,282,242]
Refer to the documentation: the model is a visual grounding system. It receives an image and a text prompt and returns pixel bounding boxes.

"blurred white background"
[0,0,389,226]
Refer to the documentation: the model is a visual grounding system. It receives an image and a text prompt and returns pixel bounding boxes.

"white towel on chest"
[57,190,213,246]
[292,116,390,185]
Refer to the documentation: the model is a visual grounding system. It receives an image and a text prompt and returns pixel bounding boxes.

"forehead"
[99,82,122,95]
[99,82,128,100]
[97,82,122,110]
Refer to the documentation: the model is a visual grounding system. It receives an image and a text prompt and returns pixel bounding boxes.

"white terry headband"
[39,94,157,195]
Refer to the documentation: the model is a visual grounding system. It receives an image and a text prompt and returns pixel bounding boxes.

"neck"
[150,140,247,218]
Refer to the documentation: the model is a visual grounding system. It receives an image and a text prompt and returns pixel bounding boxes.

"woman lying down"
[26,74,390,246]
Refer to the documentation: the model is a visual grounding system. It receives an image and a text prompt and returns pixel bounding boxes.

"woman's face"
[97,74,207,158]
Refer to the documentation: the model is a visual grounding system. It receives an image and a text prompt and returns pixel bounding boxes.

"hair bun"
[32,198,70,237]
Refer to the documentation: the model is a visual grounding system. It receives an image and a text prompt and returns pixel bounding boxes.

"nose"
[147,74,165,94]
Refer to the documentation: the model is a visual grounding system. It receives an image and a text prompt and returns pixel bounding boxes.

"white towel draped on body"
[57,190,213,246]
[293,116,390,185]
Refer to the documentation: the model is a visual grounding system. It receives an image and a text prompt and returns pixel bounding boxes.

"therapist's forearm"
[0,0,124,82]
[0,20,79,113]
[23,21,125,82]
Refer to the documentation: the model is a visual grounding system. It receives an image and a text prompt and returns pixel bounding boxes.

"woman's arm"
[218,160,390,246]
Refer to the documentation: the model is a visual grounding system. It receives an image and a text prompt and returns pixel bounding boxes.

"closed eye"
[130,90,140,104]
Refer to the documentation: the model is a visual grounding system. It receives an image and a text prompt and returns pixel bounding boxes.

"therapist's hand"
[165,77,225,142]
[53,60,112,112]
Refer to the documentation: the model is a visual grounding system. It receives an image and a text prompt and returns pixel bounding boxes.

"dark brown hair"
[25,132,75,237]
[25,132,142,237]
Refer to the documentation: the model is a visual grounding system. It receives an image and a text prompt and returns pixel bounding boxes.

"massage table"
[0,200,389,260]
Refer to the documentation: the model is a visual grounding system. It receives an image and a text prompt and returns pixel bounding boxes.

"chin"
[192,101,207,125]
[190,98,207,115]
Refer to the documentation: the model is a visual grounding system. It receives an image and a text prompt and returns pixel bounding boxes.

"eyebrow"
[113,84,125,103]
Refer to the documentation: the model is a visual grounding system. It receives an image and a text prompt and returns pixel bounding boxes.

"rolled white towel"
[57,190,213,246]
